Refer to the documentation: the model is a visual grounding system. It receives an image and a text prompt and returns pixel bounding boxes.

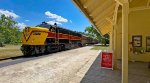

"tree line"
[0,14,22,44]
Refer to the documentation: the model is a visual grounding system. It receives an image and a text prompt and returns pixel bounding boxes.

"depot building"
[72,0,150,83]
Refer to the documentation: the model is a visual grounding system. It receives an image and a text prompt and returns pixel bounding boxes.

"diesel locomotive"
[21,22,82,56]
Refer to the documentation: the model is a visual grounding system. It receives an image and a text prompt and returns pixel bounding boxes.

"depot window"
[132,35,142,47]
[146,36,150,52]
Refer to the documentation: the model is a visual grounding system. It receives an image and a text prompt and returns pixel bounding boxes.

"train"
[21,22,98,56]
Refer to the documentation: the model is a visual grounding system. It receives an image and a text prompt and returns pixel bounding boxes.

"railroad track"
[0,47,82,68]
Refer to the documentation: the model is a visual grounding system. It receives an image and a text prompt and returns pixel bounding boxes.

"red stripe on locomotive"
[58,33,69,39]
[47,32,81,40]
[47,32,56,38]
[70,35,81,40]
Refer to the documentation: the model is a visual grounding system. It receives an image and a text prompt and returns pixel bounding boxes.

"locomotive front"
[21,26,49,56]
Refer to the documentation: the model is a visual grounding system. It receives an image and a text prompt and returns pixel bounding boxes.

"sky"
[0,0,91,32]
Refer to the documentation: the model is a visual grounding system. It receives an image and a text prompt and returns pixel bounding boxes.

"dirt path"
[0,46,99,83]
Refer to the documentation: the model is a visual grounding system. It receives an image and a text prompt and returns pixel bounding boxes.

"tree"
[84,26,109,45]
[85,26,102,41]
[100,34,110,46]
[0,14,22,44]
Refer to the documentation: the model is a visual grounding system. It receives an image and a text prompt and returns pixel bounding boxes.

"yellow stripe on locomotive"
[22,27,49,45]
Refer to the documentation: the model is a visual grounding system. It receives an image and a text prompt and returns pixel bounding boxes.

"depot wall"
[128,9,150,62]
[115,9,150,62]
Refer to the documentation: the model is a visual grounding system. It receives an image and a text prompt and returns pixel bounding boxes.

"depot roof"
[72,0,117,35]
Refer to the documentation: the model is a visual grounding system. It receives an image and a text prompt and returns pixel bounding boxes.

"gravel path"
[0,46,99,83]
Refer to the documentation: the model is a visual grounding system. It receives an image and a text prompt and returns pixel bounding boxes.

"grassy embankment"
[0,45,22,60]
[91,45,109,50]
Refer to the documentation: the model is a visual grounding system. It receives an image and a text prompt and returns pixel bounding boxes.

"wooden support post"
[122,2,129,83]
[113,3,119,70]
[113,25,118,69]
[109,31,113,50]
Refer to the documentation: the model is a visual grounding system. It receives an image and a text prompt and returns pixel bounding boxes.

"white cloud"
[0,9,19,19]
[17,23,27,30]
[45,11,68,23]
[47,20,62,25]
[25,20,30,22]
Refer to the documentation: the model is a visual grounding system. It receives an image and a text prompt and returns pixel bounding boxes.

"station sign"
[100,51,113,69]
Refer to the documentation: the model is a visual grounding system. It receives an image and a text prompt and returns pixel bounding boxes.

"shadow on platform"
[80,56,121,83]
[80,55,150,83]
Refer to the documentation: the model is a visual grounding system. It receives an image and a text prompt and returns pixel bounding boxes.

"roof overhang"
[72,0,118,35]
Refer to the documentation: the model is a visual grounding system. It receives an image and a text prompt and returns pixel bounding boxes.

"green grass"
[0,45,22,60]
[91,45,109,50]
